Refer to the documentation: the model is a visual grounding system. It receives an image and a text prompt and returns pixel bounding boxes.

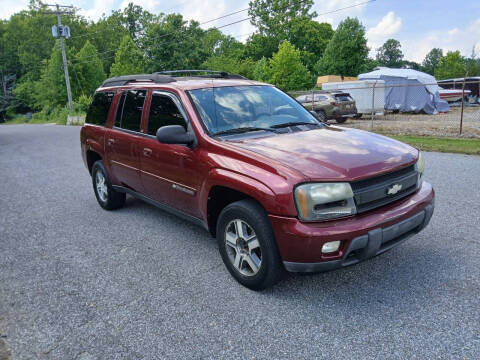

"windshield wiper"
[212,127,279,136]
[271,121,321,129]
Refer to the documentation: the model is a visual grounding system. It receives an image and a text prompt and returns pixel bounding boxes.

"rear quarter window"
[86,92,115,126]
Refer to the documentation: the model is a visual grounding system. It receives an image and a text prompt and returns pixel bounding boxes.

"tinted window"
[335,94,352,102]
[114,92,126,128]
[115,90,146,131]
[86,92,114,125]
[314,95,328,101]
[147,93,187,136]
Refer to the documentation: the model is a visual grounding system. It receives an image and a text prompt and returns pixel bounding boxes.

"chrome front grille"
[351,165,418,214]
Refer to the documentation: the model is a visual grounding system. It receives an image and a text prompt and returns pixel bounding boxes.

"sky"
[2,0,479,63]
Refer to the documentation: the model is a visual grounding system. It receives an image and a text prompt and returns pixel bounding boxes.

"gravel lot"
[1,124,479,359]
[342,107,480,138]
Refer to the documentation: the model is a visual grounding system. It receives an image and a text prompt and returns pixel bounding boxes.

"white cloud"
[1,0,30,19]
[366,11,403,55]
[403,18,480,62]
[313,0,369,27]
[80,0,117,21]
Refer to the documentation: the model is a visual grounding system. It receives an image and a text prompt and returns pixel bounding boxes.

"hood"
[227,127,418,181]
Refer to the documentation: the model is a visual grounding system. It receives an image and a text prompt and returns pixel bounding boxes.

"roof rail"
[156,70,247,80]
[101,74,176,87]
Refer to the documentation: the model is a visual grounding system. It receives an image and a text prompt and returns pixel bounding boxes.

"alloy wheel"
[224,219,262,276]
[95,171,108,202]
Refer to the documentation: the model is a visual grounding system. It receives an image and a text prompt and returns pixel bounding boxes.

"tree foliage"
[376,39,404,68]
[72,40,106,97]
[422,48,443,75]
[268,40,313,91]
[435,51,466,79]
[248,0,316,37]
[143,14,209,72]
[315,18,369,77]
[2,1,477,116]
[110,35,145,77]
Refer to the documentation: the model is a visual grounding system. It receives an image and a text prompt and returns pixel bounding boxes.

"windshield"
[189,85,321,135]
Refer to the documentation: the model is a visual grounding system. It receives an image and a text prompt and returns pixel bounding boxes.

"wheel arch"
[203,169,277,237]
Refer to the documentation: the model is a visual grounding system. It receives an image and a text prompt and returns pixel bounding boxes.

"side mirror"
[156,125,194,146]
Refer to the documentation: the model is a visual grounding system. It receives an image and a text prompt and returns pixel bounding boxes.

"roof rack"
[101,74,176,87]
[155,70,247,80]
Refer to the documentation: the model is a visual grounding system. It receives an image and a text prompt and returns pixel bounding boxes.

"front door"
[106,89,147,192]
[139,91,203,218]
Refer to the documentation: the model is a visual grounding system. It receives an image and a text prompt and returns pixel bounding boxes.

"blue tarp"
[358,68,450,114]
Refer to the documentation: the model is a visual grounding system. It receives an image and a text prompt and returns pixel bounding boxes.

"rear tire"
[92,160,126,210]
[216,199,284,290]
[316,110,327,122]
[335,117,347,124]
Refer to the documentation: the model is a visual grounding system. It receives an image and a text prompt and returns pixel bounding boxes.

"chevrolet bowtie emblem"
[387,183,402,195]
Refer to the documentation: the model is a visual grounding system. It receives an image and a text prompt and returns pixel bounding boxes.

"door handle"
[143,148,152,157]
[107,138,115,146]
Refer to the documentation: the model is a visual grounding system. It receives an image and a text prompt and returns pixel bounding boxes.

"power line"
[61,0,378,69]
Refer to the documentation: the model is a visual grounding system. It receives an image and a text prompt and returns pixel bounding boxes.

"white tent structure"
[358,68,450,114]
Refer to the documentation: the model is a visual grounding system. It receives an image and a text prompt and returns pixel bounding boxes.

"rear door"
[139,91,203,218]
[105,89,147,192]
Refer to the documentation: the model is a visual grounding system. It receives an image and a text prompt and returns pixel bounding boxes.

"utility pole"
[45,4,74,112]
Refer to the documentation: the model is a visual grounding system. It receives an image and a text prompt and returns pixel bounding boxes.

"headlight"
[414,151,425,189]
[294,183,356,221]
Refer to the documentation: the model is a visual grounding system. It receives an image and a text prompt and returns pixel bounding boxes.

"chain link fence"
[290,80,480,138]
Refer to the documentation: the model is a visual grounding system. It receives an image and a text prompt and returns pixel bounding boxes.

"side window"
[86,92,114,126]
[114,92,126,128]
[115,90,146,131]
[147,93,187,136]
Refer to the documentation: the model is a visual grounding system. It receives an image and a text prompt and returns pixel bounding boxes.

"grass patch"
[387,135,480,155]
[2,108,85,126]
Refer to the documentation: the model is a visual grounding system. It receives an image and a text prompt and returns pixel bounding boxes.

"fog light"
[321,241,341,254]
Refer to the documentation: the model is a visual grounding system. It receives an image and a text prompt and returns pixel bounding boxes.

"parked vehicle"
[322,80,386,117]
[438,88,471,103]
[81,71,435,290]
[296,91,357,123]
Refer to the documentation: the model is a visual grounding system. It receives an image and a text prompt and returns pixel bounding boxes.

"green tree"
[201,55,256,79]
[72,40,106,98]
[268,40,313,91]
[252,57,271,82]
[248,0,316,37]
[422,48,443,75]
[466,47,480,76]
[315,18,369,77]
[435,51,466,79]
[243,33,280,61]
[289,20,333,58]
[110,35,144,77]
[376,39,404,68]
[20,40,69,109]
[143,14,209,72]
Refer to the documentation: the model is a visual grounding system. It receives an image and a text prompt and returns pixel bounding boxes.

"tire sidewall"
[216,201,281,289]
[92,161,112,209]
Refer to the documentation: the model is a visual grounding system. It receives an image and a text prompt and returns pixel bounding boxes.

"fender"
[199,168,297,221]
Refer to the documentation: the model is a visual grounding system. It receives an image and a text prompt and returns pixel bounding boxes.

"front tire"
[92,160,126,210]
[216,199,284,290]
[335,117,347,124]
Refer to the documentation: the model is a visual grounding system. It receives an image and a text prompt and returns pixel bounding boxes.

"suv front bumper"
[269,182,434,272]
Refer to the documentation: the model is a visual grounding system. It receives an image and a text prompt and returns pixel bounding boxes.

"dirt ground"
[340,106,480,138]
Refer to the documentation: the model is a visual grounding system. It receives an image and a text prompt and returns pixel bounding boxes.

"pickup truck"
[80,71,434,290]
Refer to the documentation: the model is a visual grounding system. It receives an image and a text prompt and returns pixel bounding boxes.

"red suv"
[80,71,434,290]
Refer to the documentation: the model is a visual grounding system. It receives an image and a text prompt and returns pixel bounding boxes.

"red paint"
[80,79,435,264]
